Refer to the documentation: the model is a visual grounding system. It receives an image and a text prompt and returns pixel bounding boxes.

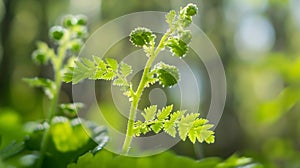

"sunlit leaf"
[130,27,156,47]
[153,62,180,87]
[142,105,157,121]
[166,37,188,57]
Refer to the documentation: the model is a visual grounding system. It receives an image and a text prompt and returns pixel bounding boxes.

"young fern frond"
[133,105,215,144]
[64,3,215,154]
[64,56,134,99]
[64,57,131,84]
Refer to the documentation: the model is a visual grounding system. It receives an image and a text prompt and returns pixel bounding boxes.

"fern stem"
[121,29,172,154]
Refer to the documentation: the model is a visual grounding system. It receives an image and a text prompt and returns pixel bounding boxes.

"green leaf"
[67,149,259,168]
[165,10,176,27]
[216,155,253,168]
[129,27,156,47]
[178,113,199,141]
[93,56,106,69]
[145,70,158,87]
[166,37,188,57]
[151,122,163,133]
[23,117,108,168]
[142,105,157,121]
[157,105,173,120]
[23,77,56,99]
[164,110,185,137]
[112,77,127,86]
[106,58,118,71]
[154,62,180,87]
[101,71,117,80]
[81,58,95,68]
[74,61,95,83]
[120,62,132,77]
[191,119,215,144]
[50,116,91,152]
[63,57,122,84]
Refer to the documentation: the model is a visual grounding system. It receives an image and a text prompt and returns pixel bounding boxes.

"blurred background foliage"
[0,0,300,167]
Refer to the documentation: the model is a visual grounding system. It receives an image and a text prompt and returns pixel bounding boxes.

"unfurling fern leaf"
[133,105,215,143]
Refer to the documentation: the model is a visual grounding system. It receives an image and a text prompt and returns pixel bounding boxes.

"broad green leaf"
[157,105,173,120]
[154,62,180,87]
[67,148,259,168]
[166,37,188,57]
[142,105,157,121]
[23,77,56,99]
[129,27,156,47]
[120,62,132,77]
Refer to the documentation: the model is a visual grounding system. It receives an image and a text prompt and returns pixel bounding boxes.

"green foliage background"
[0,0,300,167]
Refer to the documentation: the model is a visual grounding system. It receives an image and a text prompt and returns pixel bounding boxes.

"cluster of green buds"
[165,3,197,57]
[129,3,198,58]
[32,15,88,65]
[51,14,88,51]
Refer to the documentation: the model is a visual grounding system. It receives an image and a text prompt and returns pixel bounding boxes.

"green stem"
[37,43,67,167]
[121,30,172,154]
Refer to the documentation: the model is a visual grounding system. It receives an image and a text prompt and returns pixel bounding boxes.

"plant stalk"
[121,30,172,154]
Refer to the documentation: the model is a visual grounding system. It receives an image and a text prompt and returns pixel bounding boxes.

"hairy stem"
[121,30,172,154]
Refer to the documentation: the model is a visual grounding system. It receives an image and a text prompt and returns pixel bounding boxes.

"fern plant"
[0,15,109,168]
[64,3,215,154]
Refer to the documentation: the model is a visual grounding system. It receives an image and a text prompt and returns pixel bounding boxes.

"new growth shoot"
[64,3,215,154]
